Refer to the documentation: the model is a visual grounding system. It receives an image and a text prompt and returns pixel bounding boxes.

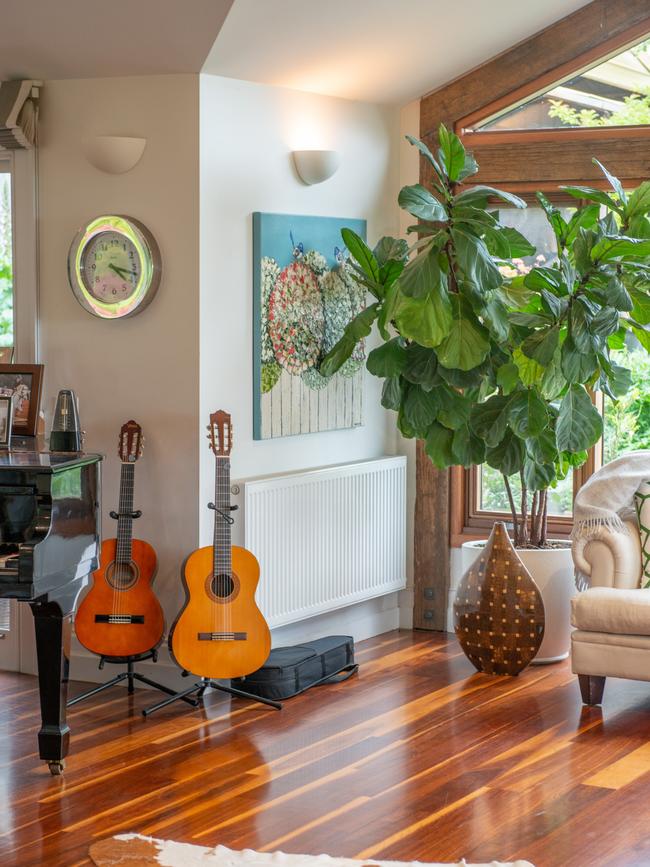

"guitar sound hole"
[211,573,235,599]
[106,561,139,591]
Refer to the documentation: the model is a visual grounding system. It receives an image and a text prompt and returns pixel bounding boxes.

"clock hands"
[108,263,134,280]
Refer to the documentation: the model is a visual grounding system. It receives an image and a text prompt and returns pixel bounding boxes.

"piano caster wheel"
[48,760,65,776]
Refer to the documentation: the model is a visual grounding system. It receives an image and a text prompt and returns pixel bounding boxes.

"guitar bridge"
[197,632,247,641]
[95,614,145,624]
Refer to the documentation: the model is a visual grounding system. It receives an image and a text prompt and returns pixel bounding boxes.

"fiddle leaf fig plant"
[320,124,650,548]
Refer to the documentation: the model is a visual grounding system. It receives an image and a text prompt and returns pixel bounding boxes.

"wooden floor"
[3,631,650,867]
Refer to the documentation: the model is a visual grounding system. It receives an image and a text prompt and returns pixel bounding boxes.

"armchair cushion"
[572,586,650,635]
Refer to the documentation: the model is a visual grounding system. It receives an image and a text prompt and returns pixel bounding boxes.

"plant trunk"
[502,476,550,548]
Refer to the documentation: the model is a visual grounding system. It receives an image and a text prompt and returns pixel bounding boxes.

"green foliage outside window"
[0,175,14,348]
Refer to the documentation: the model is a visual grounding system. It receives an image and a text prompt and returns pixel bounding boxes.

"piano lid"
[0,449,102,472]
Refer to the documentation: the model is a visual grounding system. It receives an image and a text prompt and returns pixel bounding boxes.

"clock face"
[68,215,161,319]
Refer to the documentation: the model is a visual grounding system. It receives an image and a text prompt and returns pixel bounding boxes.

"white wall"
[199,75,403,644]
[36,76,201,676]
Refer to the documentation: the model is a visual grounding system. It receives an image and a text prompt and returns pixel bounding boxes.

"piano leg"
[30,599,72,775]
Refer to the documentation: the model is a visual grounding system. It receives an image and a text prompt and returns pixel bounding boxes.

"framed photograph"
[0,396,14,448]
[0,364,44,437]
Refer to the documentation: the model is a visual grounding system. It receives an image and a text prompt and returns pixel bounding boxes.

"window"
[0,164,13,352]
[473,38,650,132]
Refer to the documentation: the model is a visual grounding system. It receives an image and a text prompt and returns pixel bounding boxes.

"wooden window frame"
[414,0,650,629]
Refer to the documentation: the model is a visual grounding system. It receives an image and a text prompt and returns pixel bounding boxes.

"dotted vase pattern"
[634,481,650,588]
[454,522,545,676]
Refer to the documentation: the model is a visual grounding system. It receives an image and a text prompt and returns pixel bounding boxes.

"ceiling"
[0,0,594,104]
[203,0,593,104]
[0,0,233,80]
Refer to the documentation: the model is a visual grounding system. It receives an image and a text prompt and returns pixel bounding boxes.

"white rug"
[88,833,534,867]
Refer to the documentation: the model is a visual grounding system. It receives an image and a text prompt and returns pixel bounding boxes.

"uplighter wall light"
[292,149,340,185]
[83,136,147,174]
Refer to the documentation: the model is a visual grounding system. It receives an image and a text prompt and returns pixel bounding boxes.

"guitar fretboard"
[213,457,232,577]
[116,463,135,564]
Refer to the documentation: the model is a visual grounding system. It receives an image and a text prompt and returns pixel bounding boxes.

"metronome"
[49,389,83,452]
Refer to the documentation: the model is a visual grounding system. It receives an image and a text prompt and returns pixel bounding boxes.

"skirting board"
[65,593,402,691]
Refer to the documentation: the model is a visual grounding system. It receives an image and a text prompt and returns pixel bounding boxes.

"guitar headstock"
[118,420,144,463]
[207,410,233,458]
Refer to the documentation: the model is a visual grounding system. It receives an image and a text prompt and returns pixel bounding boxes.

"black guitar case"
[232,635,358,701]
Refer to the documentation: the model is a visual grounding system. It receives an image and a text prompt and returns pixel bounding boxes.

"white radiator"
[243,456,407,628]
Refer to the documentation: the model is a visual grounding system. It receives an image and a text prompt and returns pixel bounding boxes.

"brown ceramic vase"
[454,521,545,675]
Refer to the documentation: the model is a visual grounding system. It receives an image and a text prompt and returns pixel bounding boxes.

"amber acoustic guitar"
[75,421,164,658]
[170,410,271,679]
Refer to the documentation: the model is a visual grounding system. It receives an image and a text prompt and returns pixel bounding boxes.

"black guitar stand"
[142,670,282,717]
[67,649,201,708]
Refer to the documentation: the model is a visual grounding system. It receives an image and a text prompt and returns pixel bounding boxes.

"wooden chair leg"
[578,674,606,705]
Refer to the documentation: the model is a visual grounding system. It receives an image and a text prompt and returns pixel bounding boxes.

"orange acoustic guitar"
[170,410,271,679]
[75,421,164,659]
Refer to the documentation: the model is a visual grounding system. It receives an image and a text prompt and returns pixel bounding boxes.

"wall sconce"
[83,135,147,174]
[292,149,340,185]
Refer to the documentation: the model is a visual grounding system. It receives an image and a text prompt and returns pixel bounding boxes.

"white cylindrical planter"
[461,539,575,664]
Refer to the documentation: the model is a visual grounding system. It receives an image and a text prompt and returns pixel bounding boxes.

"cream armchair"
[571,520,645,704]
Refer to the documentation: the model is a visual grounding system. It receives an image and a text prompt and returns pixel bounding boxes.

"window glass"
[0,170,13,349]
[478,465,573,518]
[474,38,650,131]
[604,336,650,462]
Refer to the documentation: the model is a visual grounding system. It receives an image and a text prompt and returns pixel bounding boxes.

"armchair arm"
[572,520,642,589]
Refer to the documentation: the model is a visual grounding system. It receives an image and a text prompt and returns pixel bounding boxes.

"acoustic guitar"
[170,410,271,679]
[75,420,164,658]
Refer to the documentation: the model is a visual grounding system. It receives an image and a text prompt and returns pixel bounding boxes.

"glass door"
[0,157,19,671]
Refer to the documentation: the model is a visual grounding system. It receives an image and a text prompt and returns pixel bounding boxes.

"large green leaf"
[451,424,486,467]
[320,303,380,377]
[556,385,603,452]
[437,385,472,430]
[526,427,558,464]
[438,124,466,183]
[486,429,526,476]
[425,421,454,468]
[496,226,536,258]
[513,347,544,387]
[436,298,490,371]
[540,348,565,400]
[496,362,520,395]
[452,228,503,294]
[560,336,598,384]
[366,338,407,378]
[607,276,633,312]
[394,288,453,348]
[405,135,445,186]
[455,185,526,209]
[570,298,593,353]
[373,236,409,266]
[630,287,650,325]
[522,325,560,367]
[593,159,627,205]
[560,185,622,212]
[507,389,549,438]
[469,395,511,447]
[625,180,650,219]
[340,228,379,283]
[402,385,440,433]
[399,246,445,299]
[398,184,447,222]
[403,344,439,389]
[590,306,619,340]
[523,459,556,492]
[381,376,402,411]
[524,267,563,293]
[591,236,650,262]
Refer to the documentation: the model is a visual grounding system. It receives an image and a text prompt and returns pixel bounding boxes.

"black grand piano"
[0,445,101,774]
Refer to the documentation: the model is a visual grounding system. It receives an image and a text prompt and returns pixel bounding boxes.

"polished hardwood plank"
[2,631,650,866]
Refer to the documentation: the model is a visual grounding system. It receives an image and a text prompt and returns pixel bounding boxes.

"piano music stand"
[141,671,282,716]
[67,650,200,709]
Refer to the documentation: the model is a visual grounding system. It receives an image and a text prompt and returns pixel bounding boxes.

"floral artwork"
[253,213,367,439]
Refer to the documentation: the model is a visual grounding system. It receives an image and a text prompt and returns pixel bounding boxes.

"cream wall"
[199,75,404,643]
[37,75,201,642]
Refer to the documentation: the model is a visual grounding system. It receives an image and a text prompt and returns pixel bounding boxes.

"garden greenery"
[320,125,650,547]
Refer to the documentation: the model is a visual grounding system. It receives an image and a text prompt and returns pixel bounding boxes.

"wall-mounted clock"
[67,215,162,319]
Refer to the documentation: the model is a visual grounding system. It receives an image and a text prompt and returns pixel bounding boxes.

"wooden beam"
[421,0,650,137]
[413,441,449,631]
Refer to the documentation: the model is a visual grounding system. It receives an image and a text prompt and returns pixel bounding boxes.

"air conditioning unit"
[0,80,40,151]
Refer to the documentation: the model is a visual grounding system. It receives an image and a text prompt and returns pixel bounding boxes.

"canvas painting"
[253,212,367,440]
